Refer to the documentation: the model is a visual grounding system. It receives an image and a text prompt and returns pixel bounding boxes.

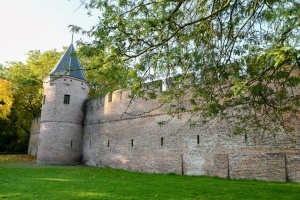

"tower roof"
[49,44,87,81]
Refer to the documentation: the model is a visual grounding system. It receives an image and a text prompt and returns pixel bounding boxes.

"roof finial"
[71,32,74,44]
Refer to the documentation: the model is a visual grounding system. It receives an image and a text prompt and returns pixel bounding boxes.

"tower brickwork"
[36,44,89,164]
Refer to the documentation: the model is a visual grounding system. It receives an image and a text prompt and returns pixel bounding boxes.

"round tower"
[36,43,90,164]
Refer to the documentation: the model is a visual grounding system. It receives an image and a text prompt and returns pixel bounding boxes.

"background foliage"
[72,0,300,135]
[0,50,61,152]
[0,77,13,120]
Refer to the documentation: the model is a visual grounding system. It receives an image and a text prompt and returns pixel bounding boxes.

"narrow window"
[120,92,122,100]
[70,79,72,82]
[71,140,73,147]
[64,94,70,104]
[43,95,46,104]
[131,139,133,147]
[197,135,200,144]
[108,93,112,102]
[161,137,164,146]
[107,140,109,147]
[64,79,66,81]
[90,140,91,148]
[81,83,83,85]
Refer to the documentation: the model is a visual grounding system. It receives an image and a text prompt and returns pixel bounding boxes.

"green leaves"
[75,0,300,135]
[0,49,62,152]
[0,78,13,120]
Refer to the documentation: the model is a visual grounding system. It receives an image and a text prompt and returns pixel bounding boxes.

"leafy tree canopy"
[79,49,138,97]
[72,0,300,134]
[0,78,13,120]
[0,49,62,152]
[7,49,62,118]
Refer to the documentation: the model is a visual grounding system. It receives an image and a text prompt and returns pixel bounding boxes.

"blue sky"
[0,0,98,65]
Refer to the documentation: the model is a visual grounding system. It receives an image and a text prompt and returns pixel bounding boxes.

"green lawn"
[0,155,299,199]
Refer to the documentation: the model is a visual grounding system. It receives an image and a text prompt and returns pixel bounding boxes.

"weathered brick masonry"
[28,42,300,182]
[34,43,90,165]
[29,84,300,182]
[81,88,300,182]
[36,76,89,164]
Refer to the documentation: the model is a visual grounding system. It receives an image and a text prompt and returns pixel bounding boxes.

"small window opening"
[71,140,73,147]
[43,95,46,104]
[64,79,66,81]
[70,79,72,82]
[131,139,133,147]
[108,93,112,102]
[107,140,109,147]
[197,135,200,144]
[161,137,164,146]
[81,83,83,85]
[64,94,70,104]
[90,140,91,148]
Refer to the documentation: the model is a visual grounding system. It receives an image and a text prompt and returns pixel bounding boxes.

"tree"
[0,78,13,120]
[7,50,62,119]
[72,0,300,135]
[78,48,138,97]
[0,49,62,152]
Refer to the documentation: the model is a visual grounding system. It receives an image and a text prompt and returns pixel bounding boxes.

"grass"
[0,154,36,164]
[0,155,299,199]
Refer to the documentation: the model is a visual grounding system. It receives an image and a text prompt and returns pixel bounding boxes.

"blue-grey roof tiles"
[49,44,87,81]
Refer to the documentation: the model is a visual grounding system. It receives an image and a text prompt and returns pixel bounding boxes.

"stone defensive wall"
[28,117,40,157]
[83,82,300,182]
[28,79,300,182]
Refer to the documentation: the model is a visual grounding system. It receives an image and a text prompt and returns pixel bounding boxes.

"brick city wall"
[82,87,300,182]
[29,80,300,182]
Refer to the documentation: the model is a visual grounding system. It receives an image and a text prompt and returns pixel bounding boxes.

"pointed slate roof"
[49,44,87,81]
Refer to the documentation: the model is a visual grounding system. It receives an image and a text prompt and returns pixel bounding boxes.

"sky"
[0,0,98,65]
